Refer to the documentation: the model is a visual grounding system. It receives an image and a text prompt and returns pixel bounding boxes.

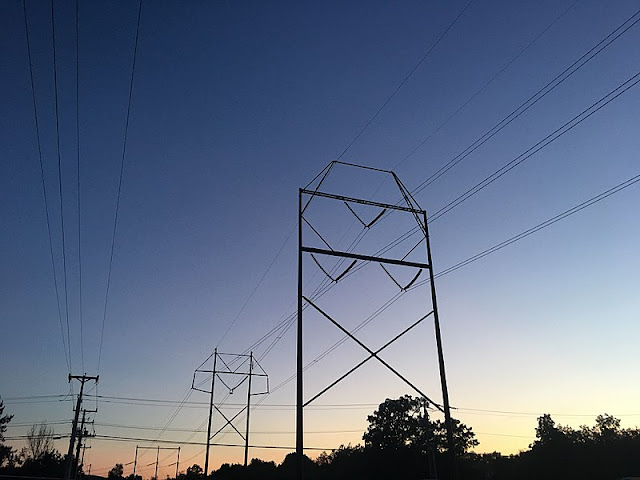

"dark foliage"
[108,462,124,479]
[3,397,640,479]
[0,399,15,467]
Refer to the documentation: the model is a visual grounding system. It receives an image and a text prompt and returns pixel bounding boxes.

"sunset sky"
[2,0,639,477]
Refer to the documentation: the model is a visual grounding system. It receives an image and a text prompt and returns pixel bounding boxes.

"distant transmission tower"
[192,350,269,475]
[296,162,456,479]
[132,445,180,479]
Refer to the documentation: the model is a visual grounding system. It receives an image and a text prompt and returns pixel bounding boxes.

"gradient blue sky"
[2,0,639,476]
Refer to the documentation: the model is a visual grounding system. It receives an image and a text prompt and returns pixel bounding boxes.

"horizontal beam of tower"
[302,246,429,269]
[300,188,424,214]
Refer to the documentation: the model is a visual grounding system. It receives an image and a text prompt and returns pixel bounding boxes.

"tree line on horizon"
[2,395,640,479]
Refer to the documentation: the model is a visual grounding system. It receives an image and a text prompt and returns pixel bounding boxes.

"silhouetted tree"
[315,444,368,479]
[363,395,478,454]
[18,450,66,477]
[25,422,55,460]
[278,452,320,479]
[176,463,203,479]
[520,413,640,480]
[246,458,277,478]
[108,462,125,479]
[0,398,14,467]
[363,395,423,450]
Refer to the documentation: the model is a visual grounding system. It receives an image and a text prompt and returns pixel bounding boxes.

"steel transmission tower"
[132,445,180,479]
[296,162,456,479]
[192,349,269,476]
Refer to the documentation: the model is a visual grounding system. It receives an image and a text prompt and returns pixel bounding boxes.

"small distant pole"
[176,446,180,478]
[154,446,159,480]
[73,410,86,480]
[133,446,138,476]
[80,444,90,471]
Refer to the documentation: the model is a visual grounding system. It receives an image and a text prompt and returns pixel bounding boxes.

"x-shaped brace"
[302,296,443,413]
[210,405,247,441]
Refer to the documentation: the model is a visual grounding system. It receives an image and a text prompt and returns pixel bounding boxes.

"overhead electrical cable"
[297,6,640,299]
[51,0,72,372]
[259,169,640,399]
[240,98,639,408]
[211,0,474,367]
[350,3,640,243]
[91,422,365,435]
[428,70,640,221]
[214,223,296,349]
[336,0,474,160]
[195,4,638,436]
[331,167,640,301]
[22,0,70,374]
[410,7,640,196]
[89,434,333,451]
[76,0,84,373]
[97,0,143,375]
[313,1,582,284]
[413,172,640,286]
[334,65,640,274]
[392,0,579,170]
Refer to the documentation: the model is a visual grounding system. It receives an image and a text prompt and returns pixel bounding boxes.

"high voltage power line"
[227,4,640,376]
[368,67,640,256]
[210,0,475,356]
[319,5,640,287]
[97,0,143,376]
[146,155,640,450]
[21,0,147,378]
[392,0,580,171]
[75,0,84,374]
[349,4,640,245]
[336,0,474,161]
[409,7,640,194]
[232,165,640,403]
[51,0,72,376]
[22,0,70,375]
[200,5,640,395]
[19,1,145,470]
[145,157,639,451]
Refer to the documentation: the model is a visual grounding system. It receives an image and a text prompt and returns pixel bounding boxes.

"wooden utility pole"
[154,446,159,480]
[65,375,98,480]
[74,409,96,480]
